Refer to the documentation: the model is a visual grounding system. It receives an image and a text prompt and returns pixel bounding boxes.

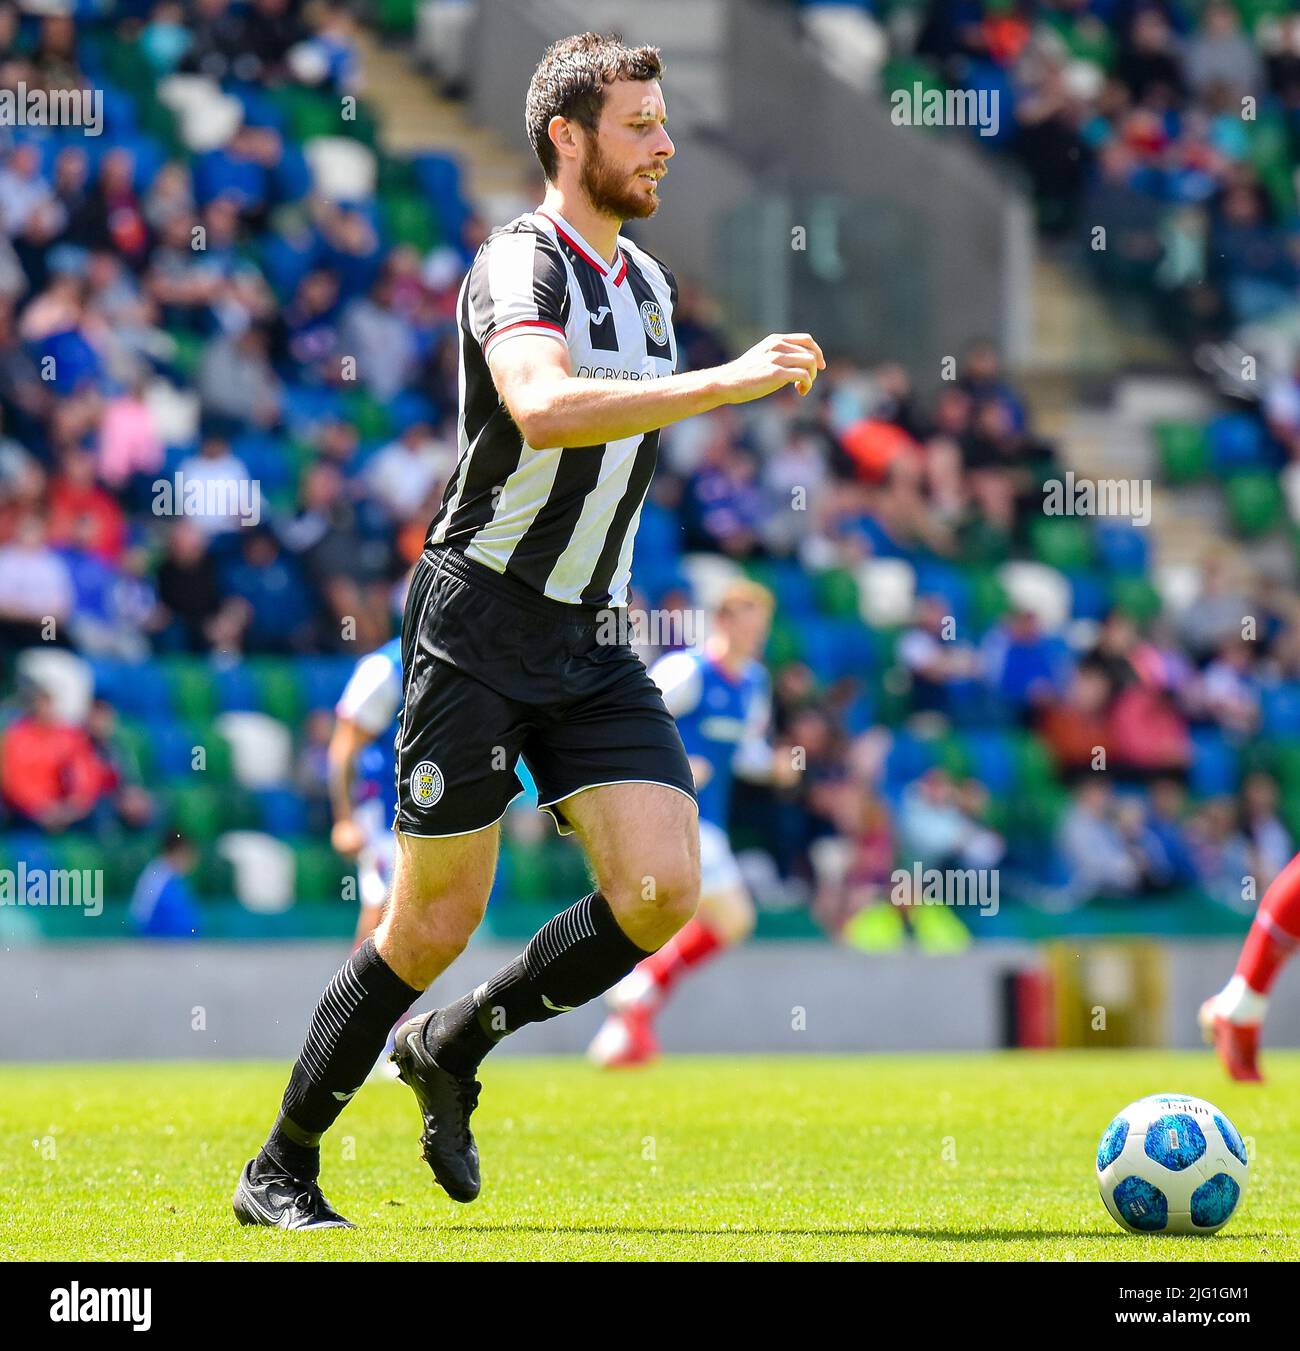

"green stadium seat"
[1226,473,1284,536]
[1030,516,1094,571]
[191,721,235,784]
[250,659,304,724]
[114,719,154,781]
[374,0,418,36]
[379,191,439,253]
[968,569,1009,630]
[341,387,393,443]
[1013,731,1057,793]
[160,784,227,845]
[1154,420,1207,484]
[191,845,235,900]
[294,842,350,903]
[1109,576,1162,624]
[814,568,861,619]
[765,615,804,668]
[162,657,217,722]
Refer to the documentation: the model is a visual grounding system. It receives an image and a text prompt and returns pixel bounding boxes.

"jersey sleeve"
[336,652,401,736]
[650,649,703,719]
[466,227,570,357]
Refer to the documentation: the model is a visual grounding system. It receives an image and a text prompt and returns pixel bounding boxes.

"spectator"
[0,684,112,832]
[129,832,202,938]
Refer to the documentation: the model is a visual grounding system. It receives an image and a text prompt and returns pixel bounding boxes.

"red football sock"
[1236,851,1300,994]
[641,917,725,998]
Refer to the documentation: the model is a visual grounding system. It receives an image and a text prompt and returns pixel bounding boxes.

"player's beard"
[579,140,661,221]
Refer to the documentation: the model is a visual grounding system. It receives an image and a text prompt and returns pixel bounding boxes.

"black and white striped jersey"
[425,207,678,608]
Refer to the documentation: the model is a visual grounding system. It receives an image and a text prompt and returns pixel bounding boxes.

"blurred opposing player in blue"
[589,579,796,1066]
[330,637,402,949]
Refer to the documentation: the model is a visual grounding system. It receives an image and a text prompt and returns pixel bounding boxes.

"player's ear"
[548,114,580,167]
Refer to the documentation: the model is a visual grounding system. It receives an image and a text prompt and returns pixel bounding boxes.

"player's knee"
[608,852,699,928]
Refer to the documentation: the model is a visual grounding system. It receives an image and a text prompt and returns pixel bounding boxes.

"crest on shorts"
[639,300,666,345]
[411,761,444,808]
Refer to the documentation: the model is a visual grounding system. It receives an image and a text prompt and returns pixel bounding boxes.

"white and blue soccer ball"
[1096,1093,1249,1236]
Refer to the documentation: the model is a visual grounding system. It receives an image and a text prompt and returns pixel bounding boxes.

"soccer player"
[329,636,402,950]
[234,30,823,1229]
[1200,853,1300,1082]
[588,580,795,1066]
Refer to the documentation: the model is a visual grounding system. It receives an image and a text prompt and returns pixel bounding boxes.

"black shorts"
[394,546,697,837]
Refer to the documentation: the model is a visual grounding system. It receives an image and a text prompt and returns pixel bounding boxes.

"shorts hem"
[538,778,699,836]
[395,789,524,840]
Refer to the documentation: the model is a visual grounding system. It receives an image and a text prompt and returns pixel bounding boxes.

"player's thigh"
[559,780,700,937]
[378,823,500,985]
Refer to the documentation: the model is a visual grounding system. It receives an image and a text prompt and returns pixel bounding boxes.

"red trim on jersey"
[537,210,625,285]
[483,318,566,352]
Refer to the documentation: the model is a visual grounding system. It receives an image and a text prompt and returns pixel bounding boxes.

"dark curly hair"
[525,32,663,182]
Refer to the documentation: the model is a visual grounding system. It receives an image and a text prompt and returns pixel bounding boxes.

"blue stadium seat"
[884,729,939,793]
[1262,684,1300,738]
[1066,569,1110,622]
[299,656,353,712]
[1094,520,1150,574]
[254,787,311,838]
[1188,727,1240,797]
[215,664,261,714]
[964,729,1017,796]
[1208,413,1271,476]
[800,616,874,683]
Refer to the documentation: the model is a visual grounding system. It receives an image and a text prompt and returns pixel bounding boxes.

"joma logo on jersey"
[411,761,444,807]
[639,300,666,344]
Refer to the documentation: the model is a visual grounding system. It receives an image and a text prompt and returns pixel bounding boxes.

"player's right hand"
[719,333,825,403]
[331,818,365,856]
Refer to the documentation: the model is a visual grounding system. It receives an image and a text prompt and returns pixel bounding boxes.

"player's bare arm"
[326,717,369,856]
[488,329,825,450]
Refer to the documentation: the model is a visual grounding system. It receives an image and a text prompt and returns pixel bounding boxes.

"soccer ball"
[1096,1093,1248,1236]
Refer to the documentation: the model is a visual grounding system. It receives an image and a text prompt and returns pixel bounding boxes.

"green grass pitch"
[5,1052,1299,1261]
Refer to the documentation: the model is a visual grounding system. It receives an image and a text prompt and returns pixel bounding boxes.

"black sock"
[423,892,650,1076]
[259,937,420,1180]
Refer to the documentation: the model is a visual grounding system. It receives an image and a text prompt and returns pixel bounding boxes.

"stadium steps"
[354,25,535,221]
[1025,256,1176,380]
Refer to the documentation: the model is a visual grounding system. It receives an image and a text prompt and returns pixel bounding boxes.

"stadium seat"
[292,840,350,905]
[813,567,861,619]
[1154,421,1207,484]
[1109,576,1162,623]
[1226,473,1284,536]
[855,558,916,628]
[161,657,218,722]
[1030,516,1094,572]
[219,831,297,912]
[1094,520,1150,574]
[1189,728,1241,798]
[679,553,746,611]
[998,562,1071,632]
[216,711,293,788]
[1208,414,1270,477]
[1262,684,1300,738]
[16,648,94,723]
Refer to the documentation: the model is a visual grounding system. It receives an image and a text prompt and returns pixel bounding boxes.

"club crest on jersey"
[639,300,666,345]
[410,761,444,808]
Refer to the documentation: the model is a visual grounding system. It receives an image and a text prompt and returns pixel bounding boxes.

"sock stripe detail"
[298,956,368,1083]
[523,893,597,977]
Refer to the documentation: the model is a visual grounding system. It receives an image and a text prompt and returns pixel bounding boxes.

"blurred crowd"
[903,0,1300,373]
[1,0,1297,941]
